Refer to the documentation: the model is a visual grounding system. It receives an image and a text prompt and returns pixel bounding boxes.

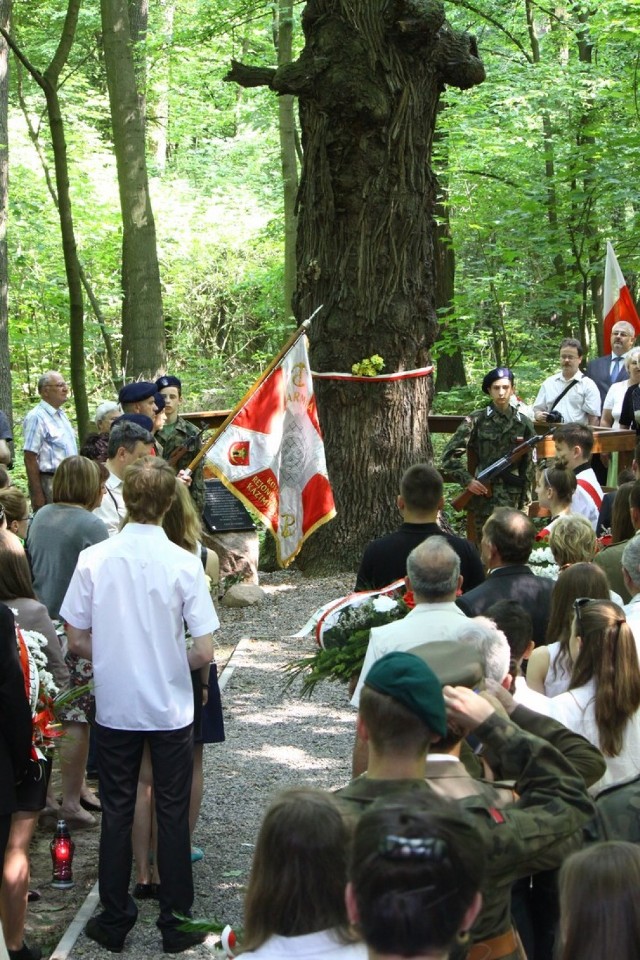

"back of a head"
[559,842,640,960]
[571,600,640,757]
[243,788,352,949]
[107,421,154,460]
[457,616,510,684]
[483,507,534,564]
[0,530,36,601]
[0,486,28,525]
[549,514,596,566]
[553,422,593,458]
[349,793,484,958]
[162,480,201,552]
[538,460,577,504]
[400,464,443,514]
[0,465,10,489]
[486,599,533,664]
[406,535,459,600]
[123,456,176,523]
[52,455,101,509]
[546,562,610,646]
[622,536,640,590]
[612,482,635,543]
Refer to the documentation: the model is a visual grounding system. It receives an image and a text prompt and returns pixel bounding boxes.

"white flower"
[372,595,398,613]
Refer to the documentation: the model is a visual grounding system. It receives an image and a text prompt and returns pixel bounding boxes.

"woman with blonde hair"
[548,514,596,568]
[26,456,108,827]
[535,599,640,794]
[558,841,640,960]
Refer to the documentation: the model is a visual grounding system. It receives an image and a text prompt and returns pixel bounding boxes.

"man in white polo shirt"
[533,338,601,427]
[61,456,218,954]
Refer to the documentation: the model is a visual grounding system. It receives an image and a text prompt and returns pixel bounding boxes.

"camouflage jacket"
[156,417,205,514]
[588,773,640,843]
[335,714,594,955]
[440,404,535,513]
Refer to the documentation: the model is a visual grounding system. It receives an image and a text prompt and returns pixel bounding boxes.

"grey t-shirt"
[27,504,109,619]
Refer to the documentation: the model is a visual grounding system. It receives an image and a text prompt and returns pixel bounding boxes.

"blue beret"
[154,393,166,412]
[118,381,157,404]
[482,367,514,395]
[112,414,154,432]
[156,375,181,392]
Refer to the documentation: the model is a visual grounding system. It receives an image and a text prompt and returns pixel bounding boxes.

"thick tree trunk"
[101,0,165,378]
[275,0,298,318]
[226,0,483,571]
[0,0,11,429]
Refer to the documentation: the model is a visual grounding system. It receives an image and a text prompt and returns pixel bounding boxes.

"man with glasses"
[22,371,77,510]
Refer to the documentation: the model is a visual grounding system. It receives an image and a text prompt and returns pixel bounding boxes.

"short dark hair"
[350,794,484,957]
[359,685,433,757]
[560,337,583,357]
[553,423,594,457]
[486,599,533,663]
[107,421,154,460]
[482,507,534,564]
[400,464,443,513]
[122,456,176,522]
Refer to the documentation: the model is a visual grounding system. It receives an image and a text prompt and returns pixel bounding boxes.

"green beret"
[408,641,484,690]
[365,651,446,738]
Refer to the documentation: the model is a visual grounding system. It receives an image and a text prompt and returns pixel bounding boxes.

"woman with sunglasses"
[533,598,640,794]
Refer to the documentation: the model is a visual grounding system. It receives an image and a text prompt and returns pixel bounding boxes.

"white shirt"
[530,679,640,795]
[239,931,367,960]
[602,378,630,429]
[60,523,219,731]
[533,369,601,424]
[92,468,125,536]
[571,466,603,530]
[624,594,640,647]
[351,602,468,707]
[513,675,554,712]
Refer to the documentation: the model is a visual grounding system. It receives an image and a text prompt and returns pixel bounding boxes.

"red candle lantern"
[50,819,75,889]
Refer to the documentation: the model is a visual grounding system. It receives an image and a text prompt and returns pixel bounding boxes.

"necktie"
[611,355,623,382]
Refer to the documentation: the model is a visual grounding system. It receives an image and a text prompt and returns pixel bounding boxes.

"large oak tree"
[227,0,484,570]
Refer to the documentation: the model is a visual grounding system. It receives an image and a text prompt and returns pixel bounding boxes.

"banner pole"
[185,310,320,474]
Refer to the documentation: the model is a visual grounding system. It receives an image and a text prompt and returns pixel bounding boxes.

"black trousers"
[95,722,194,937]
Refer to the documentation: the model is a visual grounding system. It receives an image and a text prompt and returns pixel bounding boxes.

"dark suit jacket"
[586,353,628,404]
[0,603,32,816]
[456,564,555,646]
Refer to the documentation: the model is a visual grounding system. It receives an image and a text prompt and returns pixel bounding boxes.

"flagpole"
[184,309,321,474]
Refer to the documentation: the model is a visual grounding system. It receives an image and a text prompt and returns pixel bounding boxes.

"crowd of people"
[2,326,640,960]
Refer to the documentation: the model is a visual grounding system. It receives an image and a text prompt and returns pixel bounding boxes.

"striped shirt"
[23,400,77,472]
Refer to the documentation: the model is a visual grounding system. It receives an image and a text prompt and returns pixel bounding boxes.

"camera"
[546,410,564,424]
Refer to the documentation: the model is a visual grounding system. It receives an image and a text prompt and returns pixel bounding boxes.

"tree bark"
[274,0,298,318]
[226,0,484,571]
[101,0,165,378]
[0,0,11,430]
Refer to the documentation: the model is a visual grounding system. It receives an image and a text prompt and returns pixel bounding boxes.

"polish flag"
[603,241,640,346]
[206,332,336,567]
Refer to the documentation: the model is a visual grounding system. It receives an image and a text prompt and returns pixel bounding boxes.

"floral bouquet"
[285,581,411,697]
[527,540,559,580]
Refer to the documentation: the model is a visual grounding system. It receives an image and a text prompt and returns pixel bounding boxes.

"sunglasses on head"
[573,597,595,636]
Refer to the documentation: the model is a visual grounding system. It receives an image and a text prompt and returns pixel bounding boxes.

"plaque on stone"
[202,478,256,533]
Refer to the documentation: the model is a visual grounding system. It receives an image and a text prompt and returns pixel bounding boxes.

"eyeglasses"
[573,597,595,636]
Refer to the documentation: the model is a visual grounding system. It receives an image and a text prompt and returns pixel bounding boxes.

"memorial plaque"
[202,478,256,533]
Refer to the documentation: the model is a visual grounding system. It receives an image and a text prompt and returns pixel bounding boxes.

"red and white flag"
[206,331,336,567]
[603,241,640,346]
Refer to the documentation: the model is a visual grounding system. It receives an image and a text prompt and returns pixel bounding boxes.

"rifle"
[167,426,209,471]
[451,429,554,512]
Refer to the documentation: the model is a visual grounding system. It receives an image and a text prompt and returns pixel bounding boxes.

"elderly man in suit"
[586,320,637,405]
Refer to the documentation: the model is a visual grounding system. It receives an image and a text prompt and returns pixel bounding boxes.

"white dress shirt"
[533,369,601,424]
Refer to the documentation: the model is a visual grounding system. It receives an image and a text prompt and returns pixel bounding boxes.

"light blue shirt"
[22,400,77,472]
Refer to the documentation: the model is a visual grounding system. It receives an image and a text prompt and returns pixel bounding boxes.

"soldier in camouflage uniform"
[336,650,594,960]
[155,375,205,514]
[441,367,535,541]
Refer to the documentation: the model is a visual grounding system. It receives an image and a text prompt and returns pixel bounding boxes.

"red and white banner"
[603,241,640,346]
[312,365,434,383]
[206,334,336,567]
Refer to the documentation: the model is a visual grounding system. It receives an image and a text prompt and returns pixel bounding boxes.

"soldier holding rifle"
[441,368,536,540]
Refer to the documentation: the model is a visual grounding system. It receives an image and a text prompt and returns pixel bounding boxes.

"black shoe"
[162,929,207,954]
[85,918,127,954]
[8,944,42,960]
[133,882,160,900]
